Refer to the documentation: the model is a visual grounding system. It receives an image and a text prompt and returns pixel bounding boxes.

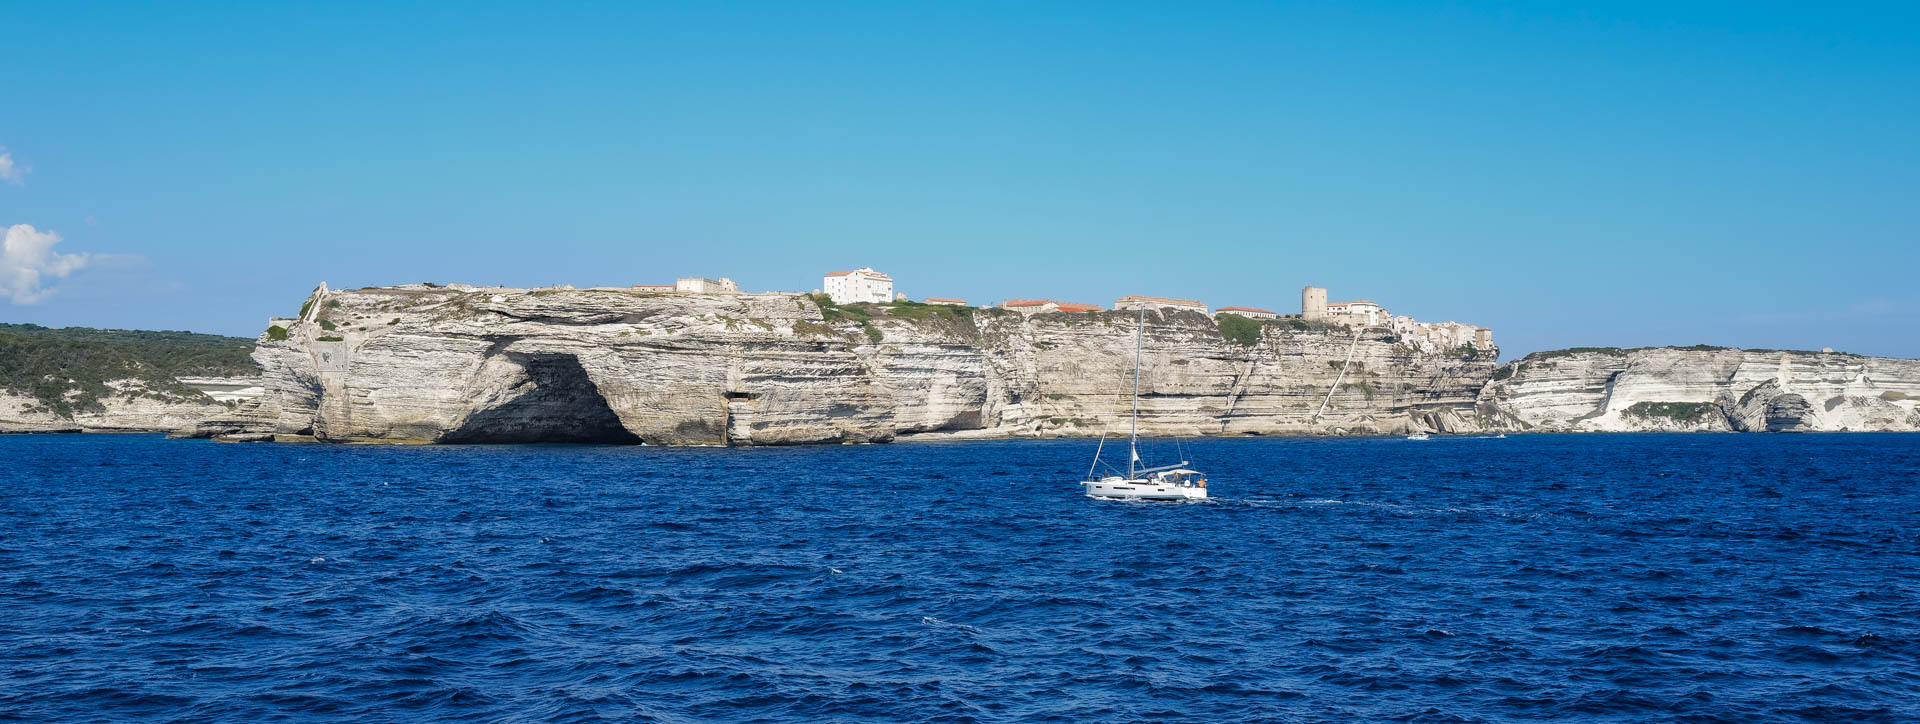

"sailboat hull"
[1082,479,1208,501]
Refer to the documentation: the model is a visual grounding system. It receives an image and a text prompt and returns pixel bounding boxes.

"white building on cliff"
[823,267,893,304]
[633,276,738,293]
[1000,299,1103,315]
[675,277,738,293]
[1306,285,1492,353]
[1215,306,1277,320]
[1325,300,1388,326]
[1114,295,1207,314]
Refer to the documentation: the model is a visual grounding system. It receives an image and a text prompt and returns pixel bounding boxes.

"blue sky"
[1,1,1915,359]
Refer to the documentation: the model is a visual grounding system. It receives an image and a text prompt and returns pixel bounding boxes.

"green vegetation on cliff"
[1275,317,1339,332]
[808,293,870,323]
[1215,313,1262,346]
[880,299,972,321]
[1622,401,1717,424]
[0,324,257,418]
[1527,344,1858,362]
[1528,347,1632,361]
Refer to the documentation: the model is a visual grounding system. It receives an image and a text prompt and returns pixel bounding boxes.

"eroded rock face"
[2,380,256,435]
[183,285,1920,442]
[979,310,1495,438]
[0,390,83,433]
[440,354,644,444]
[1481,348,1920,432]
[228,284,1502,445]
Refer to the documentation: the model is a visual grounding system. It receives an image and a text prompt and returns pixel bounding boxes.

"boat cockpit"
[1149,469,1207,487]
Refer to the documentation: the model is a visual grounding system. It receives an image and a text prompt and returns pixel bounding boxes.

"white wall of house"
[1113,296,1207,314]
[823,268,894,304]
[1326,301,1387,326]
[1001,301,1058,315]
[675,277,739,293]
[1216,308,1276,320]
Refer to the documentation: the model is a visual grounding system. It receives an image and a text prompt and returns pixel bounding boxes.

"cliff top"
[1519,345,1869,363]
[269,284,1496,366]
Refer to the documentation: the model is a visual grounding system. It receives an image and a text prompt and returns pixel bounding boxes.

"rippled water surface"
[2,433,1917,722]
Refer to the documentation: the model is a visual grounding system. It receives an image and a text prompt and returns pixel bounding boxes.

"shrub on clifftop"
[809,293,872,323]
[881,300,973,322]
[1216,314,1262,346]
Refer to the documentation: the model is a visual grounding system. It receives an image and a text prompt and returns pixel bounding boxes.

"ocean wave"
[1,433,1914,721]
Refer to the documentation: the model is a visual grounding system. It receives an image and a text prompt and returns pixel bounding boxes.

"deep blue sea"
[2,433,1917,722]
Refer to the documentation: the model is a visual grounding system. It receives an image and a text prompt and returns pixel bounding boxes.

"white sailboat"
[1081,307,1210,501]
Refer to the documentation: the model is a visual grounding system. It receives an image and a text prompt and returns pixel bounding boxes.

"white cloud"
[2,224,91,304]
[0,149,25,185]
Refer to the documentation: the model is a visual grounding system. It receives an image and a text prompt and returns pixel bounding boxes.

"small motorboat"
[1406,432,1430,441]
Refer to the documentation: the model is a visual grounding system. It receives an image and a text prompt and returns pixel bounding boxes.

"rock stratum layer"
[1481,347,1920,432]
[201,284,1500,444]
[1,382,251,434]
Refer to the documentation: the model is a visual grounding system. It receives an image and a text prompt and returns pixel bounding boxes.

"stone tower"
[1301,286,1327,320]
[1475,328,1493,348]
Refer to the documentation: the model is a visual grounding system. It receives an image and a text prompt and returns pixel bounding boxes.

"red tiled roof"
[1054,302,1102,313]
[1118,295,1205,307]
[1002,299,1051,307]
[1217,306,1275,314]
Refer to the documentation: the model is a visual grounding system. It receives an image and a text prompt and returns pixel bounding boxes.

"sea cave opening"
[441,353,643,444]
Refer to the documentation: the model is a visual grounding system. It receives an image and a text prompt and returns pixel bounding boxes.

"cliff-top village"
[608,265,1493,355]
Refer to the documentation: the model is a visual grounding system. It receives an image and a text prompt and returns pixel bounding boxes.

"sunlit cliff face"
[1481,349,1920,432]
[220,285,1501,445]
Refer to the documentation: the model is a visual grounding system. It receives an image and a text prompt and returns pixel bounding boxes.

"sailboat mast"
[1130,306,1142,479]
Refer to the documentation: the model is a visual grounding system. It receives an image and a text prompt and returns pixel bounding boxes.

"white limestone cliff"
[18,286,1918,441]
[201,284,1501,445]
[1478,347,1920,432]
[0,377,260,434]
[171,285,1920,444]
